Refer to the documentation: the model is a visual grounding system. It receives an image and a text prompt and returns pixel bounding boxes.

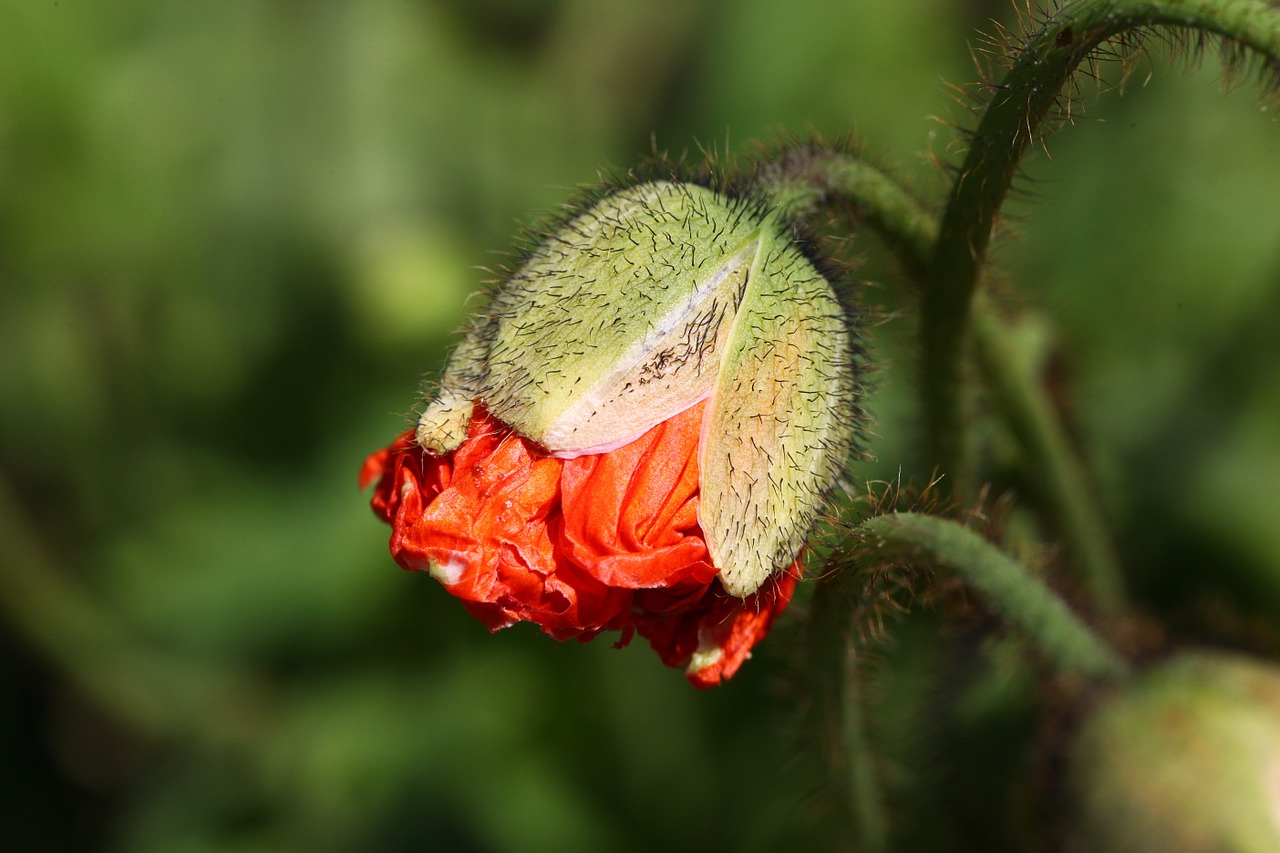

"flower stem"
[969,298,1126,612]
[805,563,891,852]
[840,643,889,853]
[803,507,1127,841]
[924,0,1280,491]
[755,147,935,279]
[755,148,1128,612]
[856,512,1130,681]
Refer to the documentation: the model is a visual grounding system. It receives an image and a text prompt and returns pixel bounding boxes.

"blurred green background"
[2,1,1278,850]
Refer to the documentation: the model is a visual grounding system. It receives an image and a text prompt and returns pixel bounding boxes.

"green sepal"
[477,181,765,456]
[699,224,857,596]
[416,314,489,454]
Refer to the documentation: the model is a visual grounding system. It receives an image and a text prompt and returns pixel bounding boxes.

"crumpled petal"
[632,566,800,688]
[558,402,715,589]
[361,400,797,685]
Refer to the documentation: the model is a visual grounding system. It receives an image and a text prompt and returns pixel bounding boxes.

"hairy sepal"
[416,314,489,454]
[700,225,856,598]
[475,181,763,457]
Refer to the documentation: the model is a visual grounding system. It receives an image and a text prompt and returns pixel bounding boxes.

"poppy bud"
[363,176,863,685]
[1064,650,1280,851]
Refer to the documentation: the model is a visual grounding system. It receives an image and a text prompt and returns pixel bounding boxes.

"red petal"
[362,401,798,684]
[558,402,715,589]
[636,565,801,689]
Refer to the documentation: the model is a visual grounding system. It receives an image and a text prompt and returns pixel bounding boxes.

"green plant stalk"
[841,639,888,853]
[758,149,1127,611]
[970,297,1125,610]
[805,565,891,853]
[857,512,1130,681]
[756,150,936,279]
[924,0,1280,488]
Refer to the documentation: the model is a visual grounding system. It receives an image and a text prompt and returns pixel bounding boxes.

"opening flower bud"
[1064,650,1280,852]
[362,176,863,685]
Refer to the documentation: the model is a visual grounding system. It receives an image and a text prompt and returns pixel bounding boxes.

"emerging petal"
[558,402,715,589]
[361,400,798,685]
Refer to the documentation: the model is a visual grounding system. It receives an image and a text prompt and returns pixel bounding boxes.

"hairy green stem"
[840,642,888,853]
[924,0,1280,488]
[806,564,891,853]
[857,512,1130,681]
[757,148,1127,611]
[756,148,936,278]
[802,506,1127,840]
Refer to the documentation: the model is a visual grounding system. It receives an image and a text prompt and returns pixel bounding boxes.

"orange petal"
[558,401,715,588]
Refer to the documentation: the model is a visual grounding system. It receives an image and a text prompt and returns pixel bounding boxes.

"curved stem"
[756,148,1128,612]
[754,147,936,278]
[856,512,1130,681]
[924,0,1280,487]
[803,506,1128,839]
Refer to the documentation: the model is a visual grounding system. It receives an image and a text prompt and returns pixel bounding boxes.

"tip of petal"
[685,643,727,688]
[429,557,466,586]
[358,448,390,490]
[688,643,724,674]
